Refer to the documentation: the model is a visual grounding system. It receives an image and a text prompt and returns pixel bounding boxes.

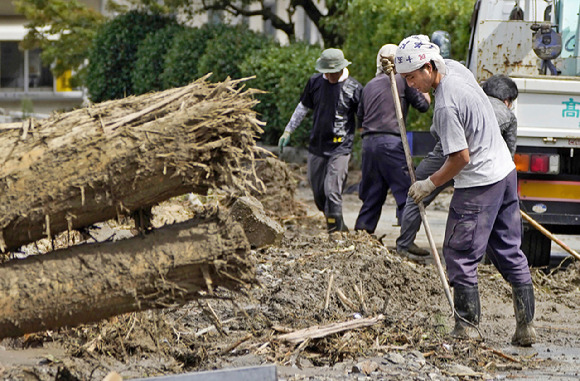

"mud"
[0,164,578,380]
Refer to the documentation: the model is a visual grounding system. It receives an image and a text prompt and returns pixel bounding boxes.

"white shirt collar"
[323,68,349,82]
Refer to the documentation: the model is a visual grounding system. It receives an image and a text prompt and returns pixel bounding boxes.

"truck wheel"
[521,228,551,267]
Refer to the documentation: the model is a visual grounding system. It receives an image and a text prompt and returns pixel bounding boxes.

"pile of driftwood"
[0,76,275,338]
[0,75,266,253]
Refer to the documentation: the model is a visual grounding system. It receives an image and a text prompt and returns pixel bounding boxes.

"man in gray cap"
[278,48,362,233]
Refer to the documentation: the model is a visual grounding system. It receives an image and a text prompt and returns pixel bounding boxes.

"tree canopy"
[14,0,105,87]
[15,0,475,88]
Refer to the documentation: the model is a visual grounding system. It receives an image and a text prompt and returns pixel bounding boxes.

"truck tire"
[521,228,551,267]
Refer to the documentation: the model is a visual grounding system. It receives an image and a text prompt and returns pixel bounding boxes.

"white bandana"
[375,44,398,76]
[395,35,446,75]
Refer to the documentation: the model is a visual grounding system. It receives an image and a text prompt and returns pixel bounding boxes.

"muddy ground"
[0,159,579,381]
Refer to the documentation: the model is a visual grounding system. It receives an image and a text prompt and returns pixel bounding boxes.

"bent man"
[395,35,536,346]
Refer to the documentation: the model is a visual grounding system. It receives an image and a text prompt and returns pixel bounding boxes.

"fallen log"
[0,210,254,339]
[0,75,265,253]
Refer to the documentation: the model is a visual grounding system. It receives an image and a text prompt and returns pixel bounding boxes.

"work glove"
[380,54,396,75]
[278,131,291,154]
[408,177,436,204]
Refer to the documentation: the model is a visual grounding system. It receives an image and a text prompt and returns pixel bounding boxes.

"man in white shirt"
[393,35,536,347]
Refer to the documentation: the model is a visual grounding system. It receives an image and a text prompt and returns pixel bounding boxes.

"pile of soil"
[1,159,579,380]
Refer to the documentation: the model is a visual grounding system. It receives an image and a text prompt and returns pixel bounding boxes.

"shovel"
[386,65,454,312]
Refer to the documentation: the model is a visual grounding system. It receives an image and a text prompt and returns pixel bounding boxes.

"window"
[28,48,53,90]
[0,41,54,92]
[1,42,23,90]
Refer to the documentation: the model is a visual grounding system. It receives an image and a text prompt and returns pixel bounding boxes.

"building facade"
[0,1,109,121]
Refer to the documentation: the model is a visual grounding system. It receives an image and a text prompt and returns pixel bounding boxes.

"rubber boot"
[451,285,482,340]
[511,283,537,347]
[326,214,348,234]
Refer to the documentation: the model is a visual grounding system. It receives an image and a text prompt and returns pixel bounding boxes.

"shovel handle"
[387,70,454,312]
[520,210,580,261]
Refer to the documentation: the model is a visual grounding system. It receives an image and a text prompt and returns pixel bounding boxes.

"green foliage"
[20,97,34,119]
[345,0,473,84]
[343,0,473,131]
[160,24,229,89]
[239,42,322,146]
[14,0,105,87]
[318,0,351,46]
[86,10,174,102]
[197,26,276,83]
[133,23,184,95]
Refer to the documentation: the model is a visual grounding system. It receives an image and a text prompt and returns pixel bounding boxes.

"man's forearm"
[430,149,469,187]
[284,102,309,133]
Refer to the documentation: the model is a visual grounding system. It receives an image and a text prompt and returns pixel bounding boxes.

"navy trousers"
[444,169,531,287]
[396,142,452,251]
[355,134,411,233]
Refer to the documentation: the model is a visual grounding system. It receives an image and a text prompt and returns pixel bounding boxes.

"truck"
[466,0,580,266]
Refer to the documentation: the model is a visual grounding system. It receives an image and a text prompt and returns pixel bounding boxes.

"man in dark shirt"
[278,48,363,233]
[354,44,430,235]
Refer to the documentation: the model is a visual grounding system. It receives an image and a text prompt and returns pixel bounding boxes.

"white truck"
[466,0,580,266]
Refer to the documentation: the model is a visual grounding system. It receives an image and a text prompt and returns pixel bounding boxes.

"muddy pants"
[444,169,531,287]
[308,152,350,217]
[355,134,411,233]
[396,142,452,250]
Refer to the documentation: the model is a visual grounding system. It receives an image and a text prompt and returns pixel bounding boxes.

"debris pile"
[0,75,266,253]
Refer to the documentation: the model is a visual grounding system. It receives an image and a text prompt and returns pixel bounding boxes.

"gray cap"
[315,48,351,73]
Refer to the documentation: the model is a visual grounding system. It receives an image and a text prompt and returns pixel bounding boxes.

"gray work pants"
[396,143,452,251]
[307,152,350,217]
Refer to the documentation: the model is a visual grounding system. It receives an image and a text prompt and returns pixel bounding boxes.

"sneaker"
[407,243,430,257]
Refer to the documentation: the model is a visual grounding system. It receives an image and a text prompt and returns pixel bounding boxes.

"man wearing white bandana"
[394,35,536,347]
[278,48,363,234]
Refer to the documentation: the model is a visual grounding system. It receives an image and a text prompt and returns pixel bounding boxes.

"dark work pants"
[355,134,411,233]
[444,169,531,287]
[396,145,452,250]
[307,152,350,217]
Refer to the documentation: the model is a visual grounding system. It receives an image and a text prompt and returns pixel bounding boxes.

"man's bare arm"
[430,149,469,187]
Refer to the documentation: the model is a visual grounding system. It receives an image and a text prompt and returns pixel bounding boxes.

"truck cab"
[467,0,580,266]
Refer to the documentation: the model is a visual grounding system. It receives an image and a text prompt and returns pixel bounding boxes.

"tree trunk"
[0,76,265,253]
[0,211,254,339]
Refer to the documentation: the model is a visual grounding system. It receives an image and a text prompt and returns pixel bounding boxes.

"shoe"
[407,243,430,257]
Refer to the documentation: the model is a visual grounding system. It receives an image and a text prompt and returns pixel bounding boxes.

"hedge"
[133,23,184,95]
[198,25,276,83]
[160,24,229,89]
[86,11,174,102]
[240,42,322,147]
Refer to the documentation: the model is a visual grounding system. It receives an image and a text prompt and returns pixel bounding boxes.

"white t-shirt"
[432,60,514,188]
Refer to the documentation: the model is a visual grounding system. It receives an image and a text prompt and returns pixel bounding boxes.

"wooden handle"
[388,70,454,312]
[520,210,580,261]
